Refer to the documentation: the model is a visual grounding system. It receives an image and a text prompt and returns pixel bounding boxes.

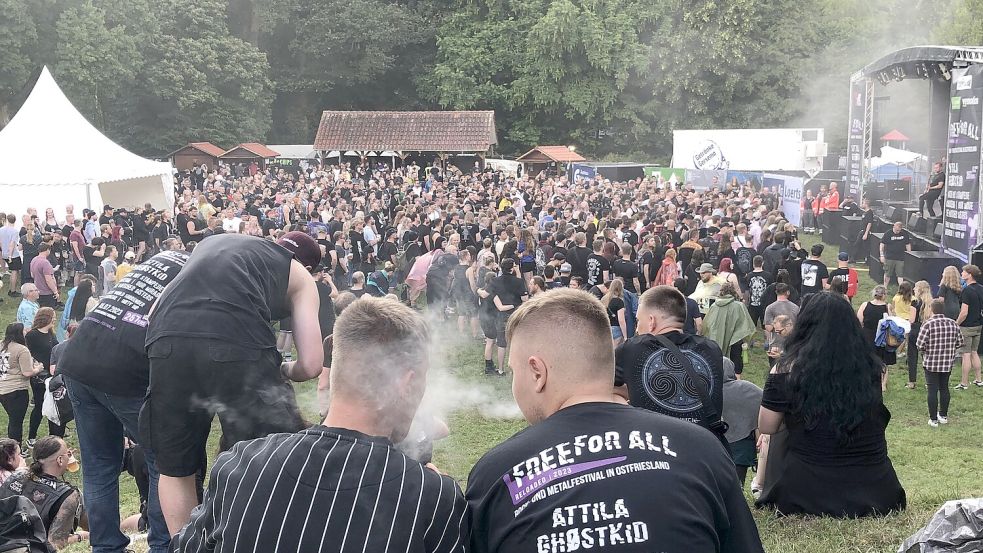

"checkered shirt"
[916,314,964,372]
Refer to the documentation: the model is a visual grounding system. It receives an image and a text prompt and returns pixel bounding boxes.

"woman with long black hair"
[757,292,906,517]
[25,307,65,443]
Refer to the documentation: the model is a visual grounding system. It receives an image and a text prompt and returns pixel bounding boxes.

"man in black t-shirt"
[920,162,946,218]
[59,250,189,553]
[799,244,829,296]
[956,264,983,389]
[615,286,726,444]
[566,232,591,282]
[611,243,640,293]
[467,288,763,553]
[879,222,911,289]
[490,259,528,371]
[744,256,773,327]
[586,238,610,287]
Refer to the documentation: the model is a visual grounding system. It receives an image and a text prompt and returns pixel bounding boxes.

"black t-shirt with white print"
[466,402,764,553]
[586,253,609,287]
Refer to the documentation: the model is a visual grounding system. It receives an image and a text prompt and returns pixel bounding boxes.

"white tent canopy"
[870,145,927,169]
[0,67,174,223]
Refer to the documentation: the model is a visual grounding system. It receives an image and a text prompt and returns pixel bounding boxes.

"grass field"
[2,233,982,552]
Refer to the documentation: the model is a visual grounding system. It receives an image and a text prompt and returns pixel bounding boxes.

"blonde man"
[466,288,763,553]
[175,297,468,552]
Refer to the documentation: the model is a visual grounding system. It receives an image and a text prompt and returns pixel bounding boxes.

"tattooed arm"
[48,490,88,549]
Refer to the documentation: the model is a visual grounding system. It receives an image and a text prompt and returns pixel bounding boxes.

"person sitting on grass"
[757,291,906,517]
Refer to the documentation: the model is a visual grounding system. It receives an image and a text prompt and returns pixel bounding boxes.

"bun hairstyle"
[29,436,63,477]
[0,438,19,471]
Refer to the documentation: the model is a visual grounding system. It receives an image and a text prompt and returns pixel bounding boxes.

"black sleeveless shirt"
[147,234,292,349]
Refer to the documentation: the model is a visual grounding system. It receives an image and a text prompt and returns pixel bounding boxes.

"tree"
[0,0,38,125]
[54,1,139,132]
[120,0,274,153]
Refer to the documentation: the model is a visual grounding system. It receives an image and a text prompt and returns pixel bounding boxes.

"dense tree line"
[0,0,974,159]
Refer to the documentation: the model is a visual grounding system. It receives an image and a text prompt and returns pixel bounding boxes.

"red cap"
[277,231,322,271]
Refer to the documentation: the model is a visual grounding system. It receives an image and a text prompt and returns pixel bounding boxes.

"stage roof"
[858,45,983,81]
[314,110,497,153]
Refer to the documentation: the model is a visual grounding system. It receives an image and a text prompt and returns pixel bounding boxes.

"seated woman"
[0,438,27,486]
[0,436,89,549]
[757,291,906,518]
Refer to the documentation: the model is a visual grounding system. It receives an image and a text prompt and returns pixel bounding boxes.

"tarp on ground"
[0,67,173,221]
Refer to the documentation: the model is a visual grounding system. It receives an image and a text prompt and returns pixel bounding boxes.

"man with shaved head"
[466,288,763,553]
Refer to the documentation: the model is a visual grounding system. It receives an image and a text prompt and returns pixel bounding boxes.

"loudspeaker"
[888,179,910,201]
[909,214,928,233]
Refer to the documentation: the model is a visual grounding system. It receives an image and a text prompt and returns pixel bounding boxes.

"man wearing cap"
[690,262,724,315]
[144,232,325,534]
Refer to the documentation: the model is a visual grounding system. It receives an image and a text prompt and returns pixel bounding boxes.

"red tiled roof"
[169,142,225,158]
[516,146,586,163]
[881,129,909,141]
[221,142,280,158]
[313,111,497,152]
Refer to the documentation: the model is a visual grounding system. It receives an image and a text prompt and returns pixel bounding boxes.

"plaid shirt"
[916,314,964,372]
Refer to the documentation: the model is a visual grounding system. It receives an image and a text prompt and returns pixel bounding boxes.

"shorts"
[4,257,22,271]
[611,326,624,340]
[479,313,497,340]
[455,296,476,316]
[140,337,306,477]
[960,325,981,354]
[520,261,536,274]
[883,258,904,280]
[69,253,84,272]
[496,311,512,348]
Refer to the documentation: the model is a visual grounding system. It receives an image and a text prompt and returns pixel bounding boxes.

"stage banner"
[846,78,867,200]
[685,169,727,191]
[643,167,686,185]
[943,65,983,262]
[726,170,764,190]
[764,174,804,227]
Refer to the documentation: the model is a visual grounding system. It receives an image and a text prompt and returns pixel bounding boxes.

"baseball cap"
[559,262,572,274]
[124,251,135,260]
[277,231,322,272]
[838,251,850,262]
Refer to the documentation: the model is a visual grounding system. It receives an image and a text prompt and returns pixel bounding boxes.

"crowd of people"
[0,158,976,551]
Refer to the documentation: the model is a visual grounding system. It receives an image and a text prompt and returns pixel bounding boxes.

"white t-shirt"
[222,217,242,233]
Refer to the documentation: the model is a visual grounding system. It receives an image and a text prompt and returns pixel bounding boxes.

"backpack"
[366,271,391,297]
[535,246,547,275]
[735,247,756,276]
[0,496,54,553]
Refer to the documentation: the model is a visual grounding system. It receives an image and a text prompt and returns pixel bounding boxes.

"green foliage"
[0,0,980,157]
[0,0,38,123]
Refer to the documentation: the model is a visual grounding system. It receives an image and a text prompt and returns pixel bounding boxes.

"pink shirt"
[30,255,55,295]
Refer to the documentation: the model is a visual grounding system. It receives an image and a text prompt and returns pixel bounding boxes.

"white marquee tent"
[0,67,174,223]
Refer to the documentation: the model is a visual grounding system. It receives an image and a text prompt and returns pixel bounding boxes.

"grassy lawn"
[3,233,982,552]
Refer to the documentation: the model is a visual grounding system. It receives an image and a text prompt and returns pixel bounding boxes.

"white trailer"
[672,128,828,173]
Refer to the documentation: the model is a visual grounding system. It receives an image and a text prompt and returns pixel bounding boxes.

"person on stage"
[920,162,946,218]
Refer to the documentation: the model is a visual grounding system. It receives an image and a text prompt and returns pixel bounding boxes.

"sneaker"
[955,383,969,390]
[974,380,983,387]
[7,291,20,297]
[27,439,36,450]
[928,419,939,427]
[938,415,949,424]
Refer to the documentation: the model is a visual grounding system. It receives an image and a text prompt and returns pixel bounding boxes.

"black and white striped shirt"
[173,426,469,553]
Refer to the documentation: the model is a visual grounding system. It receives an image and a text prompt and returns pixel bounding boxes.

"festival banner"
[725,170,764,190]
[763,174,803,227]
[643,167,686,186]
[569,163,596,183]
[685,170,727,191]
[942,65,983,262]
[846,79,867,200]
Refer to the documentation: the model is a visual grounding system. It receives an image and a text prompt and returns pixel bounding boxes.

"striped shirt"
[173,426,468,553]
[916,314,964,372]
